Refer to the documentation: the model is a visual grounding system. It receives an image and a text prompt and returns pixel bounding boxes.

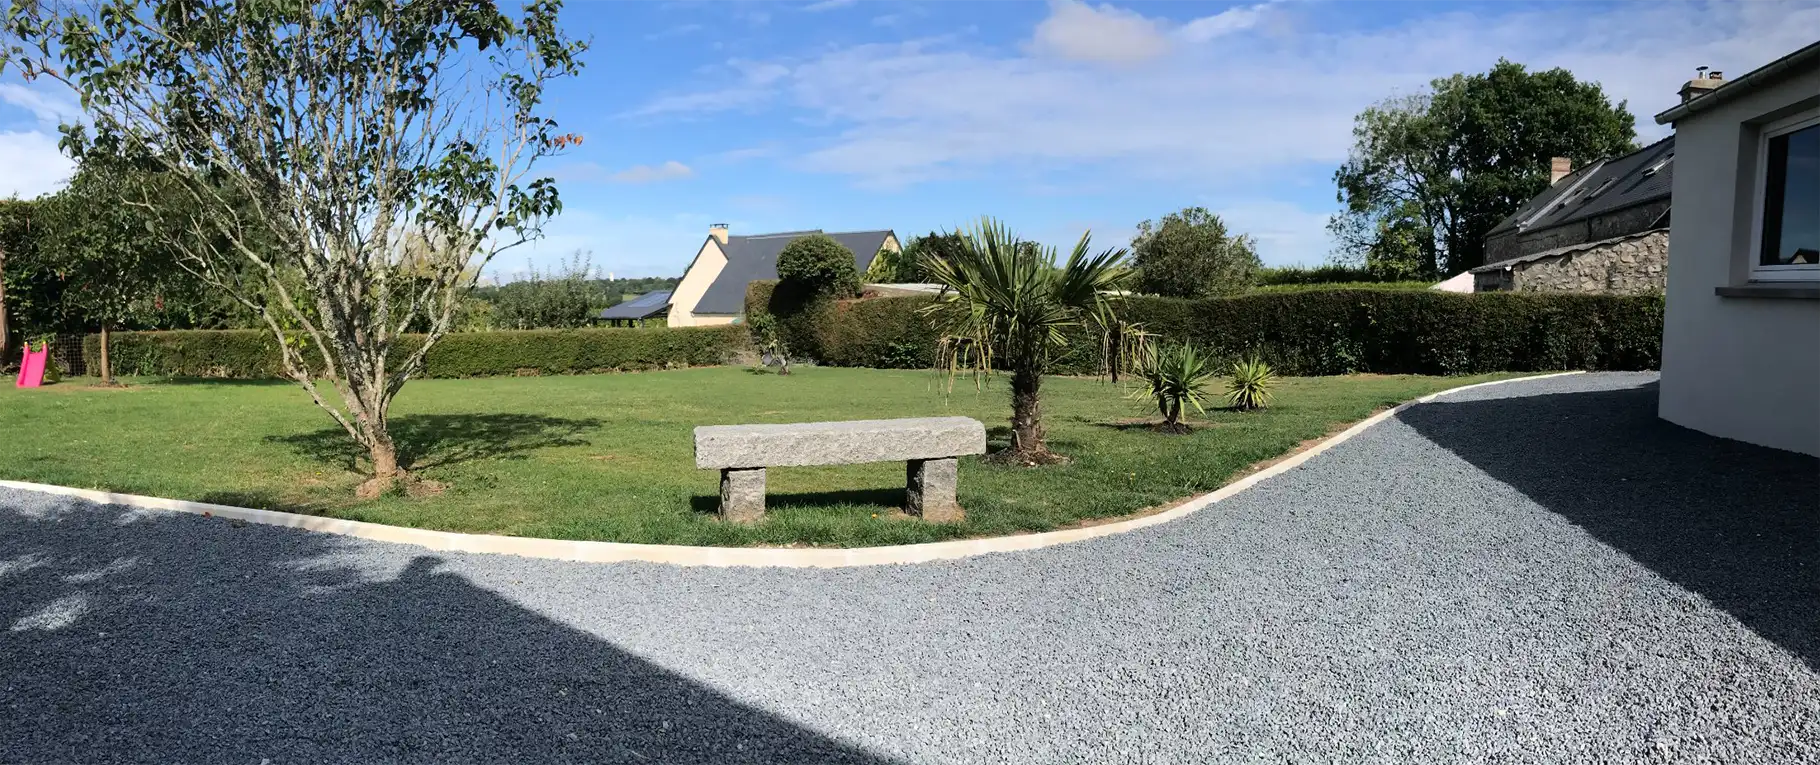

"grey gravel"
[2,372,1816,764]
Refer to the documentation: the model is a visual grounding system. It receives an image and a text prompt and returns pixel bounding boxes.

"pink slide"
[15,344,47,388]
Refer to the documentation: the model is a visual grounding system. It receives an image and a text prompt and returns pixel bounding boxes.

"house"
[594,289,671,327]
[1655,43,1819,457]
[1472,138,1674,293]
[667,225,900,327]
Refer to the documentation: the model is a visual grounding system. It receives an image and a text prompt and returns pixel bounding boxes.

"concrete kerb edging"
[0,371,1584,568]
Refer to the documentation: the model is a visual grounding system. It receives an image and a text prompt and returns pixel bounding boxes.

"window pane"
[1762,123,1820,266]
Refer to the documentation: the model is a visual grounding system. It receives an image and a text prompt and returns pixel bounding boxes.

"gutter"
[1656,40,1820,124]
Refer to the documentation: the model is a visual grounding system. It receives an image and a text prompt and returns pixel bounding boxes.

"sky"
[3,1,1818,279]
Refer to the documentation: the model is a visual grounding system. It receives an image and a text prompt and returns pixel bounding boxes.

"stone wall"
[1506,230,1668,295]
[1483,199,1672,266]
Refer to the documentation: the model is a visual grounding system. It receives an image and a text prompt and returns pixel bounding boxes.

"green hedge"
[86,325,746,379]
[1117,289,1663,375]
[777,288,1663,376]
[88,289,1662,379]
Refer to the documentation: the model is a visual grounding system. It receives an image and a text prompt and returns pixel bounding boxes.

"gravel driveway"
[3,372,1816,764]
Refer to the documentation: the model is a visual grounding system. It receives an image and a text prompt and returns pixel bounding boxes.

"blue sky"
[3,1,1817,279]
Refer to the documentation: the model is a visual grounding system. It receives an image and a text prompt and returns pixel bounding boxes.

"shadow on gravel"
[271,412,603,472]
[1399,380,1820,669]
[0,502,895,764]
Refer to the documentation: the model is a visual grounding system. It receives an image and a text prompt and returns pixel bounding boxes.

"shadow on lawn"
[1398,379,1820,669]
[271,413,603,472]
[689,487,905,515]
[141,376,295,387]
[0,499,895,764]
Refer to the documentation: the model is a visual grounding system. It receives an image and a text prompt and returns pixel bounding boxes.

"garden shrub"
[775,233,860,298]
[85,325,745,379]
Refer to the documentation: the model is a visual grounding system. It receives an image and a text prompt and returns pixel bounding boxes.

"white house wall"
[1659,65,1820,456]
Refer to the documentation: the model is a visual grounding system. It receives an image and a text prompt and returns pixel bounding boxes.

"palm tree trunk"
[1009,366,1046,459]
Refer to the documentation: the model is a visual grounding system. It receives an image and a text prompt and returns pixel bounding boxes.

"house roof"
[1656,40,1820,124]
[1483,135,1675,256]
[595,290,672,320]
[692,229,895,315]
[1469,229,1666,274]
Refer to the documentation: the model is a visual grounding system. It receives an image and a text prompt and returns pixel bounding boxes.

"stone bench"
[694,417,987,523]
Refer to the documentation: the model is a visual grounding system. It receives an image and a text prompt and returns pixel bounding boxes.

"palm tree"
[922,217,1131,464]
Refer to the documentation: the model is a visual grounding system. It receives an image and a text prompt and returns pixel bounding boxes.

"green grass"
[0,366,1522,547]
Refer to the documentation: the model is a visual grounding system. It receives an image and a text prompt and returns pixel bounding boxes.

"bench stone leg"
[720,467,766,523]
[905,457,961,522]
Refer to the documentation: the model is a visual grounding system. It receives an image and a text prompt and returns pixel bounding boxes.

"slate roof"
[1484,136,1675,256]
[595,290,672,320]
[692,229,895,315]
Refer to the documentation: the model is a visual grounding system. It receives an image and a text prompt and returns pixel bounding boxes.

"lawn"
[0,367,1521,546]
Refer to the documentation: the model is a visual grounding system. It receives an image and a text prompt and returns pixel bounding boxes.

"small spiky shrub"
[1225,355,1276,411]
[1131,343,1215,433]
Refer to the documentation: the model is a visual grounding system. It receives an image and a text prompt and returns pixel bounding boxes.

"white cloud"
[0,131,75,199]
[1178,1,1276,43]
[610,161,696,184]
[0,83,81,126]
[1029,0,1173,64]
[802,0,857,11]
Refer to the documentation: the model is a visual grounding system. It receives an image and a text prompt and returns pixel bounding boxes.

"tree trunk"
[1008,367,1048,460]
[370,432,400,478]
[98,325,112,385]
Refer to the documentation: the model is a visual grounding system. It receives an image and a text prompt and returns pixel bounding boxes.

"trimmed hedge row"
[85,325,746,379]
[92,288,1662,379]
[1118,289,1663,375]
[770,287,1663,376]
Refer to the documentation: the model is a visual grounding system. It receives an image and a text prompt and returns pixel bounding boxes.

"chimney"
[708,223,728,245]
[1679,66,1724,104]
[1550,157,1573,185]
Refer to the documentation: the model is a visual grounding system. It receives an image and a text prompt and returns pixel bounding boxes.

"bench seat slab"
[695,417,986,470]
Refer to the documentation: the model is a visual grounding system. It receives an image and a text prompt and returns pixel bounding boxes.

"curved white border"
[0,372,1581,568]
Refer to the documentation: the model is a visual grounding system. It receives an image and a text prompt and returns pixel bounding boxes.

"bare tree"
[4,0,586,493]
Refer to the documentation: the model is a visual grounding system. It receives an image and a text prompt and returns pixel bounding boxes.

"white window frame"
[1749,108,1820,282]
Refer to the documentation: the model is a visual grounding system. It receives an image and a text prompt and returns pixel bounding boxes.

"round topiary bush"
[776,234,860,297]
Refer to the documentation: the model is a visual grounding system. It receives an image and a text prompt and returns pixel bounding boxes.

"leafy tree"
[922,217,1130,464]
[868,231,966,283]
[1324,199,1430,280]
[489,252,596,330]
[0,199,37,360]
[34,159,174,383]
[1129,207,1261,298]
[1332,60,1636,276]
[5,0,586,492]
[776,234,859,297]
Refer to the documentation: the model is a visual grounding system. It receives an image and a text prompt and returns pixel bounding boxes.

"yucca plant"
[922,217,1131,464]
[1225,355,1276,411]
[1131,343,1215,433]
